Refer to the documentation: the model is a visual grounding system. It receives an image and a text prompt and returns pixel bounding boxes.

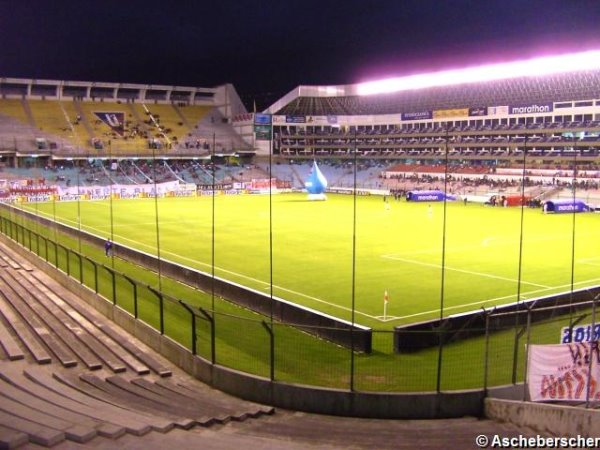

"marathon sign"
[509,103,553,115]
[468,107,488,116]
[545,199,591,213]
[561,323,600,344]
[406,190,458,202]
[401,111,432,121]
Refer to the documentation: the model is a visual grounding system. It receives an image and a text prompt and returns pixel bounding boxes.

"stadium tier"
[0,78,250,158]
[272,70,600,116]
[247,53,600,162]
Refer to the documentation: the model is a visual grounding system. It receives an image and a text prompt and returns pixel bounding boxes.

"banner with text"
[254,113,272,125]
[528,342,600,402]
[509,103,554,115]
[304,115,338,125]
[401,111,432,121]
[433,108,469,119]
[469,107,488,116]
[286,115,306,123]
[488,106,509,116]
[562,323,600,344]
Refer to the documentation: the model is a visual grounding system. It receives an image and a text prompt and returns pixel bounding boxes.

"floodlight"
[357,50,600,95]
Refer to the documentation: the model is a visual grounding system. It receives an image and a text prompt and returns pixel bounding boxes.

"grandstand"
[0,78,251,158]
[260,52,600,166]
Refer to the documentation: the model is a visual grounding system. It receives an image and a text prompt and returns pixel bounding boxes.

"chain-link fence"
[1,212,598,402]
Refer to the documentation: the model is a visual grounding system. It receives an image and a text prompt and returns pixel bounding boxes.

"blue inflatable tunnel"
[544,199,591,213]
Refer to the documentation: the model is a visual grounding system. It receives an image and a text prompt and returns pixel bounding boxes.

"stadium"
[1,48,600,446]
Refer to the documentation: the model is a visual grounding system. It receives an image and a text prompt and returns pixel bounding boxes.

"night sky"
[1,0,599,110]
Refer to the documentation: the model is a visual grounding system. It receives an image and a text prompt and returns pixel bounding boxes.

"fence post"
[148,286,164,334]
[522,304,533,401]
[483,308,491,393]
[262,321,275,381]
[104,267,116,305]
[179,301,197,355]
[84,256,98,293]
[123,275,138,318]
[63,246,71,276]
[435,319,449,393]
[197,307,215,364]
[68,249,84,283]
[512,321,526,385]
[586,295,598,408]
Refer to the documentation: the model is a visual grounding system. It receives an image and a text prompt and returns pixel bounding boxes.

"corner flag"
[383,290,389,320]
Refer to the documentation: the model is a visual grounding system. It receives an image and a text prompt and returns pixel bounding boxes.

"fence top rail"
[488,298,600,318]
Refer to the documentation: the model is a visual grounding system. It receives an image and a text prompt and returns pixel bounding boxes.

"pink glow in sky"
[356,50,600,96]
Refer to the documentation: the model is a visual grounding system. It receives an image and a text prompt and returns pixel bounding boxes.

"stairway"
[72,100,96,140]
[20,99,36,128]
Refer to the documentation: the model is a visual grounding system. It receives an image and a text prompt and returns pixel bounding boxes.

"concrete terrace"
[0,236,530,449]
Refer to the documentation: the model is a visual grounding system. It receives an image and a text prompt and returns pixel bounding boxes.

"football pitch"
[21,192,600,329]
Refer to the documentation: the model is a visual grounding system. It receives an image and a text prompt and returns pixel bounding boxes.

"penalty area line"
[381,254,550,288]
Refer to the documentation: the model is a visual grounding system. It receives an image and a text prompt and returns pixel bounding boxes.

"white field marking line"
[29,210,191,230]
[32,213,380,320]
[578,256,600,263]
[394,277,600,321]
[577,257,600,267]
[382,254,550,288]
[579,261,600,267]
[375,316,400,322]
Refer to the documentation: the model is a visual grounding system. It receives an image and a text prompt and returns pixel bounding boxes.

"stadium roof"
[267,50,600,116]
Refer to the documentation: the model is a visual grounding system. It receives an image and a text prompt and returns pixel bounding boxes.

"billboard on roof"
[433,108,469,119]
[286,115,306,123]
[468,107,488,116]
[509,103,553,114]
[254,113,272,125]
[401,111,432,121]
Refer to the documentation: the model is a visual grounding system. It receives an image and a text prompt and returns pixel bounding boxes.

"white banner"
[58,180,182,197]
[528,342,600,402]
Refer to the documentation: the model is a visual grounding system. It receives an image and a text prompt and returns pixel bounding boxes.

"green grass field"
[19,192,600,329]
